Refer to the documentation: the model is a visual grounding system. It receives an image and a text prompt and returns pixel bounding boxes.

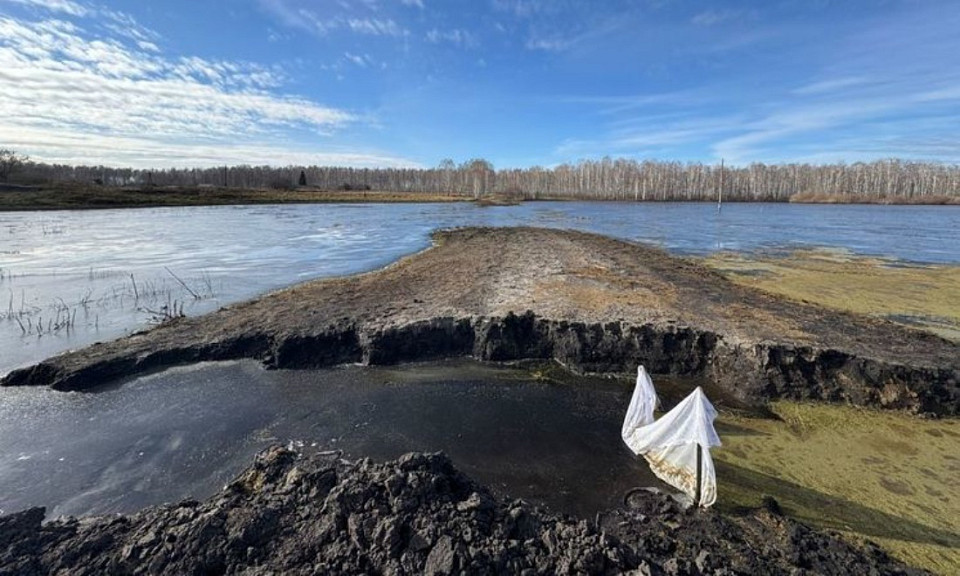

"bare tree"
[0,149,28,182]
[13,155,960,202]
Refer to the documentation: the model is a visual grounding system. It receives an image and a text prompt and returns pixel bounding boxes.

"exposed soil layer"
[4,227,958,414]
[0,446,928,576]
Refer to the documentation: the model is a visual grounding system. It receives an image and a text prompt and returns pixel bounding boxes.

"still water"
[0,359,692,519]
[2,201,958,376]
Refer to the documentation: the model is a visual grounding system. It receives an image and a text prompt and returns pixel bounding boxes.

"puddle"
[0,359,718,519]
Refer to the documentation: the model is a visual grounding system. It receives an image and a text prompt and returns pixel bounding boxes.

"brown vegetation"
[0,182,465,211]
[791,191,960,205]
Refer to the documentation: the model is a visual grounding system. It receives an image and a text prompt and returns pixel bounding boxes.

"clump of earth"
[0,446,926,575]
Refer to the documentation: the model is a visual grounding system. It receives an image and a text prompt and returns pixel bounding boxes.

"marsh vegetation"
[5,154,960,207]
[703,249,960,342]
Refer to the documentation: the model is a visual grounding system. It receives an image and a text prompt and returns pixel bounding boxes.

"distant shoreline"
[0,184,468,211]
[0,183,958,211]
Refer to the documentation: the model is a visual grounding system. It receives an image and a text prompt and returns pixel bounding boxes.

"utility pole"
[717,159,724,214]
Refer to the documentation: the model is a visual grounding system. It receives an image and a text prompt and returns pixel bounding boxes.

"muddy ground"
[0,446,928,576]
[4,227,958,414]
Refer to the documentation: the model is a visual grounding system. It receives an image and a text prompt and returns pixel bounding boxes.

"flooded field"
[2,202,958,376]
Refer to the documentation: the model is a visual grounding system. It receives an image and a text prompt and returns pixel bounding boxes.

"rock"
[694,549,711,572]
[424,535,456,576]
[457,491,493,513]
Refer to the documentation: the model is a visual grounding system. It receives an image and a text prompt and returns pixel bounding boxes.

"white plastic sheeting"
[621,366,722,507]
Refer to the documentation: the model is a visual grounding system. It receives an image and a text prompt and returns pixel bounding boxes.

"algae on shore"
[702,249,960,341]
[715,402,960,574]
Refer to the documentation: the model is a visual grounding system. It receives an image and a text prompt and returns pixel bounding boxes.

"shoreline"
[2,184,959,210]
[4,227,957,413]
[0,185,469,211]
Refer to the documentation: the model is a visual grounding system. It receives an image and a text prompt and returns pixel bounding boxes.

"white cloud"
[400,0,424,8]
[347,17,403,36]
[259,1,408,38]
[691,10,744,27]
[425,28,477,48]
[792,76,869,95]
[525,37,570,52]
[491,0,547,19]
[0,0,88,16]
[343,52,372,67]
[0,124,419,168]
[0,11,416,168]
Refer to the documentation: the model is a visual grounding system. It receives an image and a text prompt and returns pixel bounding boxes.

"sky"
[1,0,959,169]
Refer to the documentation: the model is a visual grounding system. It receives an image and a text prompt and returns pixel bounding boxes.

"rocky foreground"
[0,447,926,576]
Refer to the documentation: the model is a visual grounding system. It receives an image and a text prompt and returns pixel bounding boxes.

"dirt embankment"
[3,227,958,414]
[0,446,927,576]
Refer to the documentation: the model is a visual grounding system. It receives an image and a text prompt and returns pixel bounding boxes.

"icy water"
[0,359,711,519]
[2,201,958,376]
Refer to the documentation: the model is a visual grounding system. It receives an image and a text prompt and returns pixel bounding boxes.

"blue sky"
[1,0,958,168]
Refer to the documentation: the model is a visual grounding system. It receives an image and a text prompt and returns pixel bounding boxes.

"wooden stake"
[695,443,703,507]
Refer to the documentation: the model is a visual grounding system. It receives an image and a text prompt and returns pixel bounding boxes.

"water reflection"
[1,202,957,374]
[0,359,683,518]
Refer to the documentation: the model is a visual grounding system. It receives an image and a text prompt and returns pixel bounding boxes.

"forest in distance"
[6,153,960,204]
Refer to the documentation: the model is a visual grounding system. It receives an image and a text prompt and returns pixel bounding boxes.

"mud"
[0,446,928,576]
[4,227,957,414]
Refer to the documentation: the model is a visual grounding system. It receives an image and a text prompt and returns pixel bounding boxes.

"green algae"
[714,401,960,574]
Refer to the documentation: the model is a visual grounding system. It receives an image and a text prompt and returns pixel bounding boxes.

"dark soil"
[0,446,928,576]
[4,227,958,414]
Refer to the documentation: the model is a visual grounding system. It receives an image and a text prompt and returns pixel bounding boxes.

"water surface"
[1,202,957,375]
[0,359,694,519]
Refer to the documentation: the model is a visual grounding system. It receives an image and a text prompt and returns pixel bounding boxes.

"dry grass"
[790,192,960,205]
[532,263,680,322]
[702,249,960,342]
[0,183,468,211]
[715,402,960,574]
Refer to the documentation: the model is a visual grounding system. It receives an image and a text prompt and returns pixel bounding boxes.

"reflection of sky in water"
[0,360,667,519]
[1,202,958,375]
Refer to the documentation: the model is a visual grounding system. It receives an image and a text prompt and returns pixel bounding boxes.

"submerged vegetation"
[715,401,960,574]
[703,249,960,342]
[3,154,959,207]
[1,267,216,338]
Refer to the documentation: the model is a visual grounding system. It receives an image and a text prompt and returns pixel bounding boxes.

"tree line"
[7,153,960,202]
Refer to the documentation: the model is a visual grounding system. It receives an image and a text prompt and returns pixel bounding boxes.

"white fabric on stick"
[621,366,721,507]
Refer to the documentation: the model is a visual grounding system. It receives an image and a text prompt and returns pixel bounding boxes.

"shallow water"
[1,202,958,374]
[0,359,717,519]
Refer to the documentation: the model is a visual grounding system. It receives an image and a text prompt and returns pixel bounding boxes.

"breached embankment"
[2,227,956,574]
[3,227,958,414]
[0,446,928,575]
